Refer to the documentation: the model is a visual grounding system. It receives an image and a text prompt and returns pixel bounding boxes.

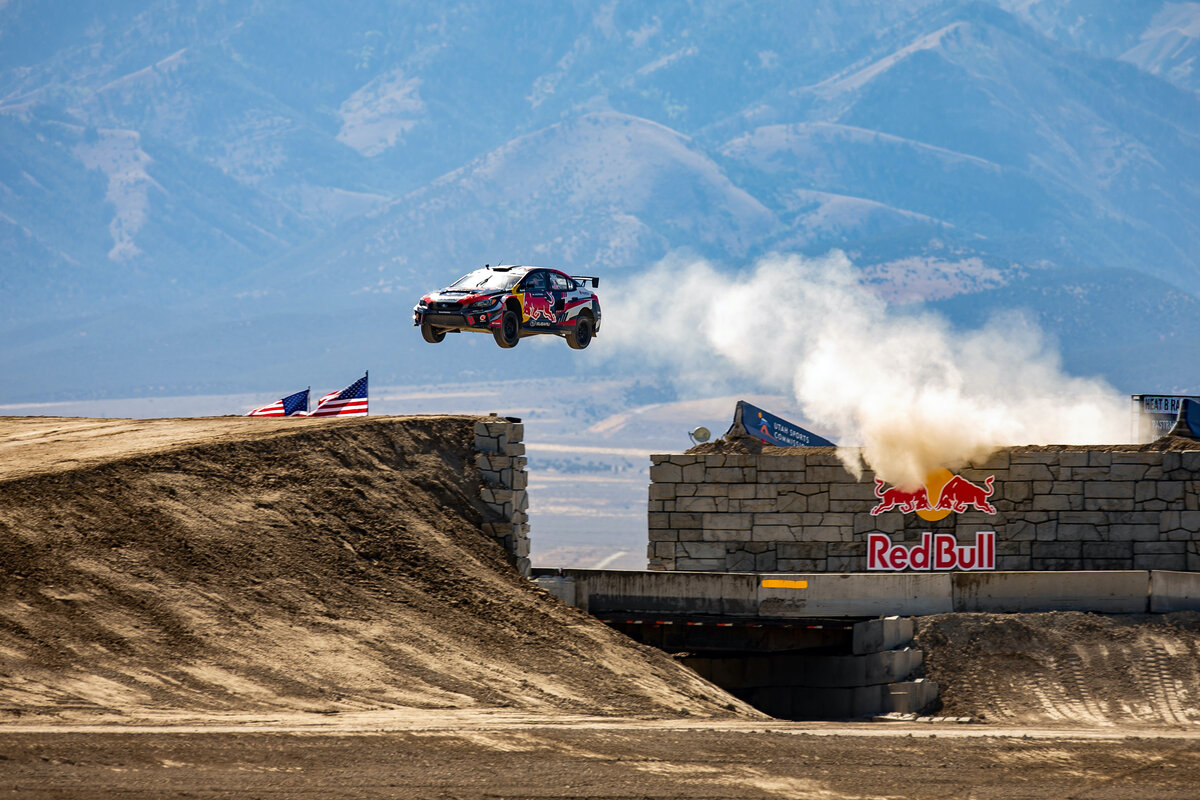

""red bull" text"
[867,531,996,571]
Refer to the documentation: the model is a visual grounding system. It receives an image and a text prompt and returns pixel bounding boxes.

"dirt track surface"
[0,415,750,721]
[3,717,1200,799]
[0,416,339,482]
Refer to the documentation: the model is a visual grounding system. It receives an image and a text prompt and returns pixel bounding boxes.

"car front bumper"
[414,308,501,330]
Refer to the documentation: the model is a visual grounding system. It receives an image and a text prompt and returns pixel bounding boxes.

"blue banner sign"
[728,400,835,447]
[1172,398,1200,440]
[1132,394,1200,442]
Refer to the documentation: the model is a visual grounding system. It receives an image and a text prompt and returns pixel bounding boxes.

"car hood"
[423,289,507,305]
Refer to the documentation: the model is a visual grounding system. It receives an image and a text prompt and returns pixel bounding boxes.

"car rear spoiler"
[572,275,600,288]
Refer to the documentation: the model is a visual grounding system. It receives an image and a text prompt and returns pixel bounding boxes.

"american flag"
[247,388,310,417]
[310,374,369,417]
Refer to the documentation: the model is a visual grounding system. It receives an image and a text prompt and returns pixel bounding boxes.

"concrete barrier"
[880,679,940,715]
[852,616,914,655]
[532,576,579,609]
[556,569,760,617]
[532,569,1198,618]
[758,573,953,618]
[653,595,935,719]
[799,648,923,688]
[773,679,938,719]
[1150,570,1200,612]
[952,571,1149,613]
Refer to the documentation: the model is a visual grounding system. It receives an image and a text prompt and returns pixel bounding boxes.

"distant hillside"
[1,0,1197,400]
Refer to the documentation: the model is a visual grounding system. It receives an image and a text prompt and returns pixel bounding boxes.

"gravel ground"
[3,718,1200,799]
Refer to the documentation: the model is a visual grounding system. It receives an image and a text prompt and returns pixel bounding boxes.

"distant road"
[591,550,630,569]
[526,442,658,458]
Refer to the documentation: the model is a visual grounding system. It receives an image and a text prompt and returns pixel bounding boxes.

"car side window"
[523,272,547,292]
[550,273,571,291]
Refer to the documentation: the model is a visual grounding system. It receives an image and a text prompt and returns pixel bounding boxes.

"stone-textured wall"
[475,415,531,576]
[648,447,1200,573]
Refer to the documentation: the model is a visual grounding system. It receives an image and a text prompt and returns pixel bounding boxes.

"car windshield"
[450,269,522,291]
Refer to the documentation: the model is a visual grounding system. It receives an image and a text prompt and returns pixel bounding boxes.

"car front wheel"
[567,314,593,350]
[421,320,446,343]
[493,309,520,348]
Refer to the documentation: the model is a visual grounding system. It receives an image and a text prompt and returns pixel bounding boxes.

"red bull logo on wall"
[869,467,997,520]
[867,531,996,571]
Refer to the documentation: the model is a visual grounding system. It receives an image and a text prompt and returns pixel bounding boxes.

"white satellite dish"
[689,426,711,445]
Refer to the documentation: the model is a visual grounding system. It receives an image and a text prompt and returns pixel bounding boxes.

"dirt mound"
[1149,434,1200,451]
[917,612,1200,727]
[0,416,754,722]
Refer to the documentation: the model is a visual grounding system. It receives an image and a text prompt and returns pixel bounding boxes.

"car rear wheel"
[421,320,446,343]
[493,309,520,348]
[567,314,593,350]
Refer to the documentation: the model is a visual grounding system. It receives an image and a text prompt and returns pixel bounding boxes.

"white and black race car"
[413,265,601,349]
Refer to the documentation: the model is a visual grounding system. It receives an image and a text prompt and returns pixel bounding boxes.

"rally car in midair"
[413,265,601,349]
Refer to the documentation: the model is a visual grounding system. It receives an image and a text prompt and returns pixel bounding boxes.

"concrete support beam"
[759,573,953,618]
[533,568,1200,618]
[952,571,1149,613]
[566,569,760,617]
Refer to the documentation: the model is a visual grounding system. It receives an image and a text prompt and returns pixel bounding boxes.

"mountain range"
[1,0,1198,404]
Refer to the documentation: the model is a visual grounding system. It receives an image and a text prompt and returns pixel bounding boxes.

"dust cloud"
[604,252,1129,488]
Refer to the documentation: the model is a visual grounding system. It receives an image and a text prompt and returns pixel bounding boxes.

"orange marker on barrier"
[760,579,808,589]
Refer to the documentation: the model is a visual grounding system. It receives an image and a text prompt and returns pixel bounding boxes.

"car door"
[548,271,573,327]
[518,270,556,327]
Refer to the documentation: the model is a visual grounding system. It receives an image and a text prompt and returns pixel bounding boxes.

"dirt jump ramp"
[918,611,1200,727]
[0,416,754,722]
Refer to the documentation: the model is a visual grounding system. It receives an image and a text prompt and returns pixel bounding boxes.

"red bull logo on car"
[867,531,995,571]
[870,467,997,520]
[521,293,556,324]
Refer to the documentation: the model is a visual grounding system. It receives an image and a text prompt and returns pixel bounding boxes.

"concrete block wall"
[475,415,531,577]
[648,447,1200,573]
[682,617,938,719]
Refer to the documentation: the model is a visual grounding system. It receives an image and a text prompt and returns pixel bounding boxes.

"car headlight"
[470,298,499,310]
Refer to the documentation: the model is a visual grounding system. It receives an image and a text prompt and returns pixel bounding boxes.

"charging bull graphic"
[935,475,997,514]
[870,482,932,515]
[870,468,996,518]
[522,293,556,324]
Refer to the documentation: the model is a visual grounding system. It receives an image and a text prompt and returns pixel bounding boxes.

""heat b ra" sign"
[867,531,996,571]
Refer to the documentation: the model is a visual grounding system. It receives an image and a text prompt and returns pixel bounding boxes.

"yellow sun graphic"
[915,467,954,522]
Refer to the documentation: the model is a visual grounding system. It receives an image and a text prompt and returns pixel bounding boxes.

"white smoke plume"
[603,252,1130,488]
